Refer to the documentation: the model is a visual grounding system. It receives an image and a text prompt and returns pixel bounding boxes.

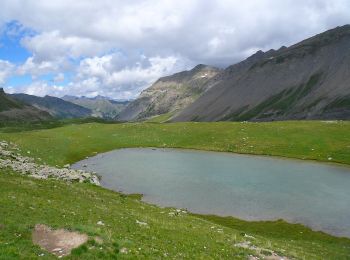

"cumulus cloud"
[6,80,65,97]
[0,60,14,85]
[8,54,191,99]
[53,73,65,83]
[17,57,62,78]
[1,0,350,97]
[21,30,110,61]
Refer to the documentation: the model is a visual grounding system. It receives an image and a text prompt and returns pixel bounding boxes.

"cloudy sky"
[0,0,350,99]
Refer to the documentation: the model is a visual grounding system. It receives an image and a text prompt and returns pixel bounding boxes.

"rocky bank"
[0,140,100,185]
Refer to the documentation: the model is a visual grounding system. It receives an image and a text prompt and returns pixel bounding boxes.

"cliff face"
[172,25,350,122]
[117,65,222,121]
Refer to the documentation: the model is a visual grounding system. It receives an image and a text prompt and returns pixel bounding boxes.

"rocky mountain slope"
[63,95,129,119]
[0,88,52,123]
[172,25,350,122]
[117,64,222,121]
[11,93,91,119]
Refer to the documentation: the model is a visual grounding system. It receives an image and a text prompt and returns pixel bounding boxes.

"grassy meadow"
[0,120,350,259]
[0,120,349,167]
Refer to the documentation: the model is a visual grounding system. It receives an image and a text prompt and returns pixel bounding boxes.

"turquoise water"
[72,148,350,237]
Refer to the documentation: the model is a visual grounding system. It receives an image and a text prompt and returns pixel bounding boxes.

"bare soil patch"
[32,224,88,257]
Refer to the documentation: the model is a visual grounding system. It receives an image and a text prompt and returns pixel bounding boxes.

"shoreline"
[71,147,350,239]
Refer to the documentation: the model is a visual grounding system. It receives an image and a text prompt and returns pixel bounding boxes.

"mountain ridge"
[117,64,222,121]
[62,95,129,119]
[10,93,92,119]
[172,25,350,122]
[0,88,52,123]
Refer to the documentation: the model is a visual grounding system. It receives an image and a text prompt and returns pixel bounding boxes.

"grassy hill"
[0,88,52,124]
[0,121,350,259]
[0,89,24,112]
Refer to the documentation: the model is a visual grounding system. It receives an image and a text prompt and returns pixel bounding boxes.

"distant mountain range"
[10,93,92,119]
[62,95,130,119]
[117,65,222,121]
[0,88,52,123]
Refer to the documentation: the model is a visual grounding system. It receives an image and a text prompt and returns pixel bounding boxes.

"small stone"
[136,220,148,226]
[97,221,105,226]
[120,247,128,254]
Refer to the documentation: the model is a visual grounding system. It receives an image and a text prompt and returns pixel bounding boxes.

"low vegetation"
[1,169,350,259]
[0,120,349,258]
[0,120,349,166]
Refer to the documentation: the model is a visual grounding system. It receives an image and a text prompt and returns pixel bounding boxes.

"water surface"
[72,148,350,237]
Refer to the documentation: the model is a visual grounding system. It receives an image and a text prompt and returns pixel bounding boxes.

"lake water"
[72,148,350,237]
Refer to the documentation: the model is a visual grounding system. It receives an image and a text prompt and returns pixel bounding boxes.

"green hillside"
[0,121,350,259]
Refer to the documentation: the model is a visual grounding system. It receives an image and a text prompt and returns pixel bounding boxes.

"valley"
[1,120,350,259]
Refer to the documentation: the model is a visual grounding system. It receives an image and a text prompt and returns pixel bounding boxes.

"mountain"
[172,25,350,122]
[117,64,222,121]
[10,94,92,119]
[62,95,129,119]
[0,88,52,123]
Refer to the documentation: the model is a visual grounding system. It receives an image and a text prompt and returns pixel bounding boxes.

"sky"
[0,0,350,99]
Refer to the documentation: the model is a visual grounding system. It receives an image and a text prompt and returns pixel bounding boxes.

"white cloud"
[21,30,110,61]
[7,54,191,99]
[0,60,14,85]
[17,57,62,78]
[2,0,350,65]
[53,73,65,83]
[6,80,64,97]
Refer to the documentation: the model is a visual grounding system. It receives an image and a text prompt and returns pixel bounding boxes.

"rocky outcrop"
[172,25,350,122]
[117,65,222,121]
[0,141,100,185]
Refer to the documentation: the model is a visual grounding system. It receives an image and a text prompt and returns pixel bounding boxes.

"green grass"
[0,121,350,259]
[0,121,349,167]
[1,170,350,259]
[0,170,251,259]
[145,112,175,123]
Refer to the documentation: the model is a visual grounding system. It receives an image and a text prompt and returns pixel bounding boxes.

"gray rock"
[0,140,100,185]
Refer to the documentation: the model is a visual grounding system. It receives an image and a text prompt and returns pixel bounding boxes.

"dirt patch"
[32,224,88,257]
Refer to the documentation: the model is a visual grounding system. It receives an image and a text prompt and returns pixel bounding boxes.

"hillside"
[0,121,350,259]
[63,95,129,119]
[172,25,350,122]
[11,93,92,119]
[0,88,51,123]
[117,65,222,121]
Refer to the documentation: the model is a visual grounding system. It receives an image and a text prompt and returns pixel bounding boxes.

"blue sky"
[0,0,350,99]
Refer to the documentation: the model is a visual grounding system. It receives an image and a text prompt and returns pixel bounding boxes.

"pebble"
[136,220,148,226]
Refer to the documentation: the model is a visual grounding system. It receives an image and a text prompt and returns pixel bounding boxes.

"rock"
[0,140,100,185]
[120,247,128,254]
[136,220,148,226]
[97,221,105,226]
